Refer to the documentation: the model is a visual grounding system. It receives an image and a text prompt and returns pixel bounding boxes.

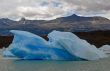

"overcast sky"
[0,0,110,20]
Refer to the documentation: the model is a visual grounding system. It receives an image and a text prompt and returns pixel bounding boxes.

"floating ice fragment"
[3,48,15,57]
[99,45,110,55]
[48,30,107,60]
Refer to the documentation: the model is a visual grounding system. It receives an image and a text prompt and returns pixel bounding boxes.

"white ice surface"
[99,45,110,55]
[48,30,107,60]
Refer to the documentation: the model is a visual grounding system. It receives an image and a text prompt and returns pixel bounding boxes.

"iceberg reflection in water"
[3,30,108,61]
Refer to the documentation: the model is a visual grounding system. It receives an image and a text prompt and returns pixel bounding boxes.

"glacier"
[2,30,108,60]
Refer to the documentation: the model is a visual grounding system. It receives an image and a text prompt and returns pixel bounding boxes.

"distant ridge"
[0,14,110,35]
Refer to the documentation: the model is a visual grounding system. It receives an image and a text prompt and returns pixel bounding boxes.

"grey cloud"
[0,0,110,20]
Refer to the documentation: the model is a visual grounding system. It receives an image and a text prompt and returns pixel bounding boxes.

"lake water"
[0,57,110,71]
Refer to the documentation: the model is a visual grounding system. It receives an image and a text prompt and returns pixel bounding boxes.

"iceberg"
[99,45,110,55]
[3,48,15,57]
[5,30,83,60]
[3,30,107,60]
[48,30,107,60]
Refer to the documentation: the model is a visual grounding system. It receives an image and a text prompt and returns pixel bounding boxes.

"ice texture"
[10,45,83,60]
[48,30,107,60]
[10,30,49,47]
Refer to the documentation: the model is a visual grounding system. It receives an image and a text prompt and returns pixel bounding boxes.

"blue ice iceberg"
[3,30,107,60]
[4,30,83,60]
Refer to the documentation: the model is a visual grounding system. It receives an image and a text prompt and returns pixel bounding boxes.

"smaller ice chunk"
[3,48,15,57]
[48,30,107,60]
[99,45,110,55]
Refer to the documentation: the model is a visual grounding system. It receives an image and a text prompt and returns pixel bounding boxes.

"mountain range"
[0,14,110,35]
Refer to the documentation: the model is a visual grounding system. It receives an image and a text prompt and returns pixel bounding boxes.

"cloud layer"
[0,0,110,20]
